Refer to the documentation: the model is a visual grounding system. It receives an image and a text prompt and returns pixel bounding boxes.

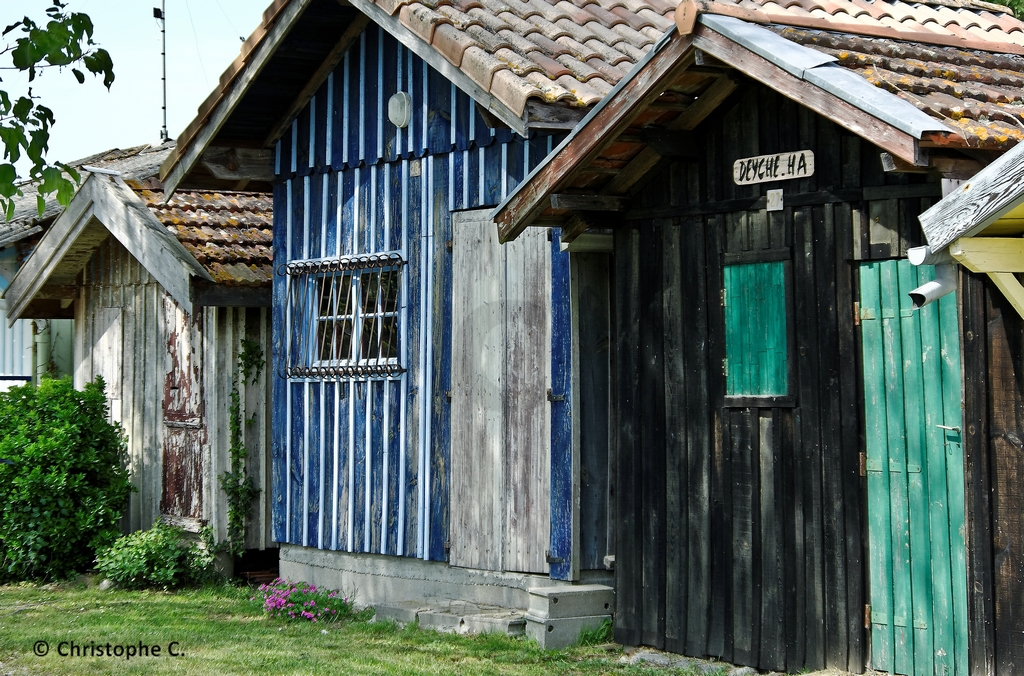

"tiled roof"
[376,0,678,114]
[2,143,175,247]
[133,188,274,287]
[771,26,1024,149]
[681,0,1024,54]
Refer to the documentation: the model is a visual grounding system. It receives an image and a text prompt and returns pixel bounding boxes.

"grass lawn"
[0,582,724,676]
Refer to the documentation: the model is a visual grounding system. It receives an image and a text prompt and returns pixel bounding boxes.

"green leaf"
[71,68,84,84]
[36,194,44,215]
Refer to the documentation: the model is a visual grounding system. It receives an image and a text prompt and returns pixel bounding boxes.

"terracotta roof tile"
[136,188,273,287]
[584,38,634,65]
[557,34,602,59]
[466,6,513,30]
[557,53,606,79]
[436,5,485,27]
[611,22,657,47]
[495,46,547,74]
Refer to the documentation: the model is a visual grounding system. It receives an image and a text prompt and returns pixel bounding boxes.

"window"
[723,261,787,396]
[286,253,404,378]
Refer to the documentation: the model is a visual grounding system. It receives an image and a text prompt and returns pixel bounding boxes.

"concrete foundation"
[279,544,611,610]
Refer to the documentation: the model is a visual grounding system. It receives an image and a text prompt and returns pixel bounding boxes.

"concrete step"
[526,584,614,619]
[524,614,611,650]
[373,600,526,637]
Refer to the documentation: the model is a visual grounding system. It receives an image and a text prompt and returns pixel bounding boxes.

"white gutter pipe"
[907,245,957,310]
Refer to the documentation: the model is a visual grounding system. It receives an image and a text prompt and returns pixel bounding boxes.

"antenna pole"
[157,1,168,142]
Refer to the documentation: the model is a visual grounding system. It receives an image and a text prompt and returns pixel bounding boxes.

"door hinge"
[545,550,564,564]
[859,452,867,477]
[864,604,871,629]
[722,358,728,377]
[546,388,565,403]
[720,288,727,306]
[854,301,860,327]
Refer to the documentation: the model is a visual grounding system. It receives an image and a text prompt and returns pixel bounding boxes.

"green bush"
[95,520,218,589]
[0,377,133,581]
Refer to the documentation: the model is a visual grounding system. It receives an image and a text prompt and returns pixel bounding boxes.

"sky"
[0,0,269,166]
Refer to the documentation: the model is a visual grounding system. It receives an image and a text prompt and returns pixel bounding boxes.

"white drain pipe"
[908,246,957,310]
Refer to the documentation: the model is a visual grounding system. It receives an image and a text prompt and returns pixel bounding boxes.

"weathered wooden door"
[450,210,551,574]
[860,260,967,676]
[161,297,205,525]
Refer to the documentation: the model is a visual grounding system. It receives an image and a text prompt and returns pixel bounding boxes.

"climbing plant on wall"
[219,338,264,557]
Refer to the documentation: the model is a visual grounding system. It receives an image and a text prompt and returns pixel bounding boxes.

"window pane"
[724,261,787,396]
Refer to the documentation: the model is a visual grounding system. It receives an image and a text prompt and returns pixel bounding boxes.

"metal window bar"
[286,254,406,379]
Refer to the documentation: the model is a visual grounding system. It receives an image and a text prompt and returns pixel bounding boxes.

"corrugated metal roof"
[132,187,273,287]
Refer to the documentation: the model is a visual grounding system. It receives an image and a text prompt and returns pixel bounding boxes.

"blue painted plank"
[505,137,525,200]
[325,172,339,258]
[454,147,466,210]
[271,181,288,543]
[466,147,480,208]
[381,36,399,164]
[549,227,574,580]
[454,88,472,153]
[307,382,322,548]
[426,68,452,156]
[296,103,311,173]
[353,381,367,552]
[307,172,323,259]
[291,178,306,261]
[386,378,402,555]
[290,380,305,545]
[483,142,503,206]
[370,379,385,553]
[314,79,330,171]
[339,382,353,551]
[340,170,355,257]
[429,159,451,563]
[278,125,294,178]
[323,378,337,549]
[388,162,402,252]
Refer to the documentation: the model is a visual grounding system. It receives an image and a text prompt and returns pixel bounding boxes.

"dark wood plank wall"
[611,82,940,673]
[961,269,1024,676]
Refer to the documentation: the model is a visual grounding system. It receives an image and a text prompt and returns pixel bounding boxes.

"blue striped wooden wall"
[271,24,567,562]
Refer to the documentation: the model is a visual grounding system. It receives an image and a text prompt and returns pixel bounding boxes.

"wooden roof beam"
[880,151,984,180]
[200,147,274,182]
[550,194,629,211]
[604,76,736,196]
[494,35,697,243]
[949,237,1024,274]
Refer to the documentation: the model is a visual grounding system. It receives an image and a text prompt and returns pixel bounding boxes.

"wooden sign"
[733,150,814,185]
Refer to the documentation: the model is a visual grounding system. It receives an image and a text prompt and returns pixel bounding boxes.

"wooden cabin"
[2,144,276,553]
[494,0,1024,673]
[151,0,682,628]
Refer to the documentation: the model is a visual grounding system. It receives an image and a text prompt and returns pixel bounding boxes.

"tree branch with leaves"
[0,1,114,219]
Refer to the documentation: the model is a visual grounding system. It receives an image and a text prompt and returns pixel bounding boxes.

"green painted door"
[860,260,967,676]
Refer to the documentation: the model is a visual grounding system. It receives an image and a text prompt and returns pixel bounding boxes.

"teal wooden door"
[860,260,968,676]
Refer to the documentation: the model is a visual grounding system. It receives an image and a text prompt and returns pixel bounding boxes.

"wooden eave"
[2,175,213,327]
[161,0,581,196]
[494,21,962,244]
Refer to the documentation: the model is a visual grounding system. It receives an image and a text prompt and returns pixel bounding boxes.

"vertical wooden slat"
[861,261,894,673]
[880,260,913,676]
[663,223,688,653]
[449,210,505,571]
[794,207,825,670]
[682,214,712,658]
[639,221,666,648]
[613,226,641,647]
[960,270,995,676]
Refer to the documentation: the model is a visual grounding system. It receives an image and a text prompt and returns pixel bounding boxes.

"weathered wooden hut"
[3,144,276,552]
[494,0,1024,672]
[153,0,681,629]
